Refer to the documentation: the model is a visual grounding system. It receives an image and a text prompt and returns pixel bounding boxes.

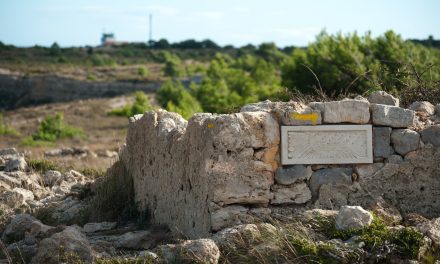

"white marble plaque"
[281,125,373,165]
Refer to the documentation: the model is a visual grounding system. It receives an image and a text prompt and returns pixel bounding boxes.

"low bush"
[108,91,153,118]
[21,112,84,146]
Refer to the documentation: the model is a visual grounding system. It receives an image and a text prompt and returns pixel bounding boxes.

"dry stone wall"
[118,91,440,238]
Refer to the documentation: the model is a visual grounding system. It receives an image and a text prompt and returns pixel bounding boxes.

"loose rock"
[271,183,311,204]
[420,125,440,147]
[409,101,435,115]
[159,239,220,264]
[5,156,27,172]
[335,206,373,231]
[367,91,399,106]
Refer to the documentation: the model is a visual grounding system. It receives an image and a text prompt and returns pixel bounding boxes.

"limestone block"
[373,127,393,158]
[282,107,322,125]
[371,104,415,128]
[309,168,352,197]
[354,163,384,180]
[409,101,435,115]
[210,206,253,231]
[270,183,312,204]
[275,165,312,185]
[367,91,399,106]
[322,99,370,124]
[420,125,440,147]
[391,129,420,155]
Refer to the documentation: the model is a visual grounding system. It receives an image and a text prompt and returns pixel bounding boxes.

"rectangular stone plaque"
[281,125,373,165]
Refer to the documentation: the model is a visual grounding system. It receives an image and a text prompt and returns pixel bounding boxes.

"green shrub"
[0,113,18,136]
[137,66,149,77]
[108,91,153,117]
[156,80,203,119]
[281,30,440,99]
[21,112,84,146]
[162,52,184,77]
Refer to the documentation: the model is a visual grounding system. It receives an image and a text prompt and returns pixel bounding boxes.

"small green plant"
[108,91,153,118]
[137,66,149,77]
[81,167,105,179]
[87,73,97,81]
[21,112,84,146]
[0,113,18,136]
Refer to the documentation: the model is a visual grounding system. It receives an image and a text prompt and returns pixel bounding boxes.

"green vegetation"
[156,80,202,119]
[108,91,154,117]
[282,31,440,103]
[137,66,149,77]
[315,214,425,259]
[21,112,84,146]
[27,158,61,174]
[0,113,18,136]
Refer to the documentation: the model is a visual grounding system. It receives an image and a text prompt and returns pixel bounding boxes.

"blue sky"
[0,0,439,47]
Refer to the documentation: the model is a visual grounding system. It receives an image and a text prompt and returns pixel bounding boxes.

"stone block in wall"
[282,108,322,125]
[371,104,415,128]
[409,101,435,115]
[210,206,253,232]
[391,129,420,156]
[320,99,370,124]
[420,125,440,147]
[275,165,312,185]
[367,91,399,106]
[387,154,403,164]
[372,127,393,158]
[309,168,352,197]
[354,163,384,181]
[270,183,311,204]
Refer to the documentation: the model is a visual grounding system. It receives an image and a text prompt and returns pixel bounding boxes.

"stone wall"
[118,91,440,238]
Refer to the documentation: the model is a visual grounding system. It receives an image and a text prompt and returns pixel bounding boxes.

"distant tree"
[152,39,170,49]
[50,42,61,56]
[156,80,202,119]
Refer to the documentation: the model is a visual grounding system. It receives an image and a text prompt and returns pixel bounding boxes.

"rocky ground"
[1,147,440,263]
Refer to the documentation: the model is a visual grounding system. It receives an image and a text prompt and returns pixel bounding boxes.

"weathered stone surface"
[349,147,440,218]
[159,239,220,264]
[387,154,403,164]
[321,99,370,124]
[12,187,34,202]
[367,91,399,106]
[310,168,352,197]
[275,165,312,185]
[354,163,384,180]
[416,218,440,247]
[283,107,322,125]
[369,197,402,224]
[210,205,254,232]
[213,224,261,247]
[0,147,19,156]
[335,206,373,230]
[420,125,440,147]
[83,222,117,233]
[371,104,415,128]
[115,231,158,250]
[5,156,27,172]
[281,125,373,165]
[31,226,94,264]
[372,127,393,158]
[2,214,37,243]
[270,183,312,204]
[0,172,21,187]
[391,129,420,155]
[122,110,279,237]
[43,170,62,187]
[435,104,440,115]
[409,101,435,115]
